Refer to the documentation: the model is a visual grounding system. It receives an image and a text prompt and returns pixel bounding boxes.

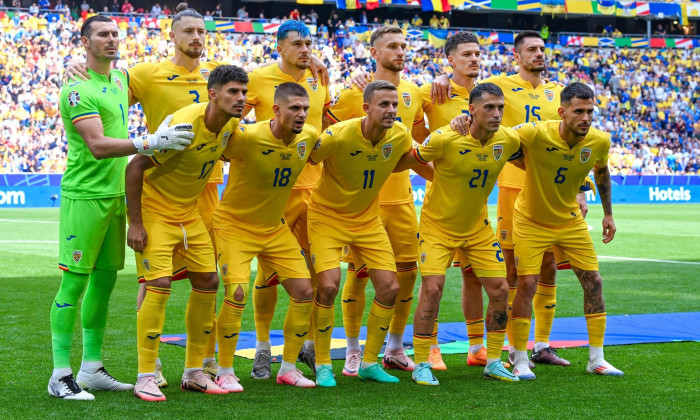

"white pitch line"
[599,255,700,265]
[0,219,58,224]
[0,240,58,244]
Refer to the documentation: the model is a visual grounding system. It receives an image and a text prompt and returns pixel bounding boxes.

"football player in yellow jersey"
[396,83,520,385]
[510,83,623,379]
[124,65,249,401]
[309,81,429,387]
[326,26,424,375]
[240,20,331,379]
[214,82,318,390]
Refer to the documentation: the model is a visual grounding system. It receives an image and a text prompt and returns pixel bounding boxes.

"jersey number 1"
[363,169,375,189]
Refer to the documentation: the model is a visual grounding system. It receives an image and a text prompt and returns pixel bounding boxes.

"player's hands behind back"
[132,115,194,156]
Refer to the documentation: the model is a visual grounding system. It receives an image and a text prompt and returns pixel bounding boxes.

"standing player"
[49,15,192,400]
[214,83,318,390]
[326,26,424,376]
[309,81,425,387]
[242,20,331,379]
[125,65,248,401]
[396,83,520,385]
[509,83,623,379]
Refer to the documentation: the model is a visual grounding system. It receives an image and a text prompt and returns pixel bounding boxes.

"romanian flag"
[336,0,361,9]
[422,0,451,12]
[428,29,449,47]
[565,0,593,14]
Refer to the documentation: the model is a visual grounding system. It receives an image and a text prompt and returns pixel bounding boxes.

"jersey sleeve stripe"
[121,68,130,86]
[325,110,341,124]
[71,112,100,123]
[412,117,425,126]
[308,156,319,165]
[148,155,162,166]
[414,148,429,164]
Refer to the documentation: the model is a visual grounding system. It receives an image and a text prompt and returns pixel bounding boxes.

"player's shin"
[386,266,417,350]
[81,269,118,364]
[51,271,89,370]
[363,298,395,364]
[137,286,171,374]
[313,299,335,367]
[216,284,247,371]
[185,286,218,370]
[341,265,368,347]
[253,269,278,345]
[282,296,313,372]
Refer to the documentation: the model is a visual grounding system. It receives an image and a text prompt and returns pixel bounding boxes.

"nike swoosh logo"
[342,299,356,303]
[545,304,557,309]
[66,235,76,241]
[295,331,308,338]
[147,334,161,339]
[400,297,413,303]
[191,382,207,391]
[55,302,72,308]
[546,147,559,152]
[391,358,409,368]
[262,149,274,155]
[166,75,179,81]
[459,149,472,155]
[350,151,362,156]
[138,390,163,397]
[318,326,332,333]
[224,333,238,338]
[512,88,524,92]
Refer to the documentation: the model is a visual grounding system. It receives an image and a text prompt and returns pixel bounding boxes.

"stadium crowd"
[0,11,698,175]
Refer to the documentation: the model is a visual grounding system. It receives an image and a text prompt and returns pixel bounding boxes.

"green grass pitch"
[1,204,698,418]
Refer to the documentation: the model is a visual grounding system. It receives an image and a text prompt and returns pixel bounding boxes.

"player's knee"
[491,280,510,302]
[517,276,538,299]
[506,264,518,285]
[290,282,314,301]
[226,283,249,305]
[317,282,339,301]
[378,281,400,302]
[421,281,444,303]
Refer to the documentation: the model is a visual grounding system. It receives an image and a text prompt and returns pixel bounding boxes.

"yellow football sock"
[585,312,606,348]
[430,318,439,347]
[341,267,368,340]
[466,318,485,346]
[413,334,432,364]
[511,317,531,352]
[204,316,217,360]
[307,263,318,343]
[486,329,506,360]
[282,297,313,364]
[253,268,277,342]
[533,282,556,344]
[314,299,335,365]
[388,267,417,336]
[505,286,517,347]
[363,299,395,364]
[216,298,245,369]
[137,286,170,374]
[185,287,217,369]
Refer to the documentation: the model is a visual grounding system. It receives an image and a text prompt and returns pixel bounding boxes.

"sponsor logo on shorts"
[200,68,210,81]
[221,264,228,276]
[493,144,503,161]
[544,89,555,102]
[306,77,318,92]
[297,142,306,159]
[73,250,82,263]
[142,259,150,271]
[420,252,427,264]
[68,91,80,107]
[500,230,508,241]
[382,143,393,160]
[222,131,230,149]
[402,92,411,107]
[580,148,592,163]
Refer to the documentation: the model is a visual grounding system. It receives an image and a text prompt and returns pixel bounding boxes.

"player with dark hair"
[126,65,249,401]
[48,16,192,400]
[509,82,623,379]
[213,82,318,390]
[396,83,520,385]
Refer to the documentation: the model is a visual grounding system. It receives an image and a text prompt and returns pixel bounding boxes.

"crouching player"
[213,82,318,390]
[125,65,248,401]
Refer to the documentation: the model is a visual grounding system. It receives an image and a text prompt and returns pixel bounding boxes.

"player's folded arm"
[73,117,139,159]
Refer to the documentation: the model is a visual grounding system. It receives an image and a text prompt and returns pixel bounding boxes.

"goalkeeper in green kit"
[48,15,193,400]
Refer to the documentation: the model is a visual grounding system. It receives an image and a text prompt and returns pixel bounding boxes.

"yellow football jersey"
[126,59,226,183]
[482,74,563,189]
[141,103,239,222]
[326,79,423,205]
[420,79,471,132]
[245,64,330,190]
[309,118,412,225]
[214,120,318,236]
[514,121,610,227]
[416,126,521,238]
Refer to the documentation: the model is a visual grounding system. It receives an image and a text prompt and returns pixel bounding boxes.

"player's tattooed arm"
[594,165,616,243]
[572,268,606,314]
[125,155,155,253]
[430,74,452,105]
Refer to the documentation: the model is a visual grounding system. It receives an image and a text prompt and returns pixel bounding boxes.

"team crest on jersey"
[297,142,307,159]
[382,143,393,160]
[493,145,503,161]
[306,77,318,92]
[402,92,411,108]
[420,252,427,264]
[115,78,124,91]
[68,91,80,107]
[73,250,82,263]
[580,148,592,163]
[200,68,210,81]
[222,131,230,148]
[544,89,555,102]
[142,259,150,271]
[221,264,228,276]
[500,230,508,241]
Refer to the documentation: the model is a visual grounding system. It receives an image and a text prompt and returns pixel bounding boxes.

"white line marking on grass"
[0,219,58,224]
[0,240,58,244]
[599,256,700,265]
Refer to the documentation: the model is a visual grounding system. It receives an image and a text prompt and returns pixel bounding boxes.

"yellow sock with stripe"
[341,267,368,341]
[253,269,277,342]
[486,329,506,361]
[585,312,606,349]
[306,265,318,346]
[282,298,313,364]
[466,318,485,347]
[505,287,517,349]
[204,316,217,360]
[216,286,247,369]
[314,299,335,366]
[388,267,417,340]
[510,317,531,352]
[413,333,432,364]
[137,286,170,374]
[362,299,395,364]
[185,287,217,369]
[430,318,439,348]
[533,282,556,347]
